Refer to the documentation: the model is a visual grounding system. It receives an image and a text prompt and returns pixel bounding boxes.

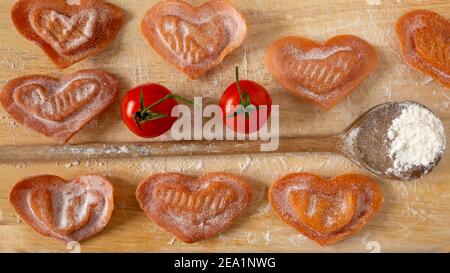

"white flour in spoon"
[387,103,446,177]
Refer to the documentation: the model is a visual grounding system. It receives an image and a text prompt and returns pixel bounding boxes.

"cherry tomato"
[121,84,179,138]
[219,67,272,134]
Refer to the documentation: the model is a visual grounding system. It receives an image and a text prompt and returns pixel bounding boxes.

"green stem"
[235,66,247,106]
[140,87,145,111]
[141,94,193,113]
[139,112,169,124]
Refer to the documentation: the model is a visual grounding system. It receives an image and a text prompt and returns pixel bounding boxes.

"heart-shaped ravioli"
[265,35,377,110]
[141,0,247,80]
[396,10,450,88]
[0,70,119,143]
[136,172,252,243]
[269,173,383,246]
[11,0,123,68]
[9,175,114,243]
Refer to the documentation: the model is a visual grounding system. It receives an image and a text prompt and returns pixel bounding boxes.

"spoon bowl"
[338,101,446,180]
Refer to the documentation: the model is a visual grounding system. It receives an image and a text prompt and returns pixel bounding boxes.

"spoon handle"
[0,136,342,163]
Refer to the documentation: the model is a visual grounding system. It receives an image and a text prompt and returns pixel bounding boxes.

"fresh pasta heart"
[264,35,377,110]
[136,173,252,243]
[11,0,123,68]
[9,175,114,243]
[0,70,119,143]
[269,173,383,246]
[141,0,247,80]
[396,10,450,88]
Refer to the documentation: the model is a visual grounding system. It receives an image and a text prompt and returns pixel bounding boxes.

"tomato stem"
[140,87,145,111]
[141,94,193,113]
[134,87,193,129]
[235,66,245,104]
[231,66,257,120]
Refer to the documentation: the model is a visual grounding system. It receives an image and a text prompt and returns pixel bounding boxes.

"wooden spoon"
[0,101,445,181]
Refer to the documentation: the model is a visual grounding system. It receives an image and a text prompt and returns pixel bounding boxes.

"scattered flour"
[387,103,445,177]
[239,155,252,172]
[66,0,81,6]
[65,160,80,168]
[246,232,257,244]
[421,76,434,86]
[14,162,26,169]
[366,0,381,6]
[288,234,308,246]
[263,230,272,245]
[189,159,204,171]
[252,203,271,218]
[168,237,176,245]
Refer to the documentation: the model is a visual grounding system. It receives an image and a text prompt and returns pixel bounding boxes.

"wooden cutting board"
[0,0,449,252]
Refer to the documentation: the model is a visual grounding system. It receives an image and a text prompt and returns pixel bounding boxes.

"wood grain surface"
[0,0,449,252]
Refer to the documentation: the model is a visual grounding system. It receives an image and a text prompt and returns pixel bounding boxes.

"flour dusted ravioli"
[9,175,114,243]
[136,172,252,243]
[269,173,383,246]
[265,35,377,110]
[396,10,450,88]
[0,70,119,143]
[11,0,123,68]
[141,0,247,79]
